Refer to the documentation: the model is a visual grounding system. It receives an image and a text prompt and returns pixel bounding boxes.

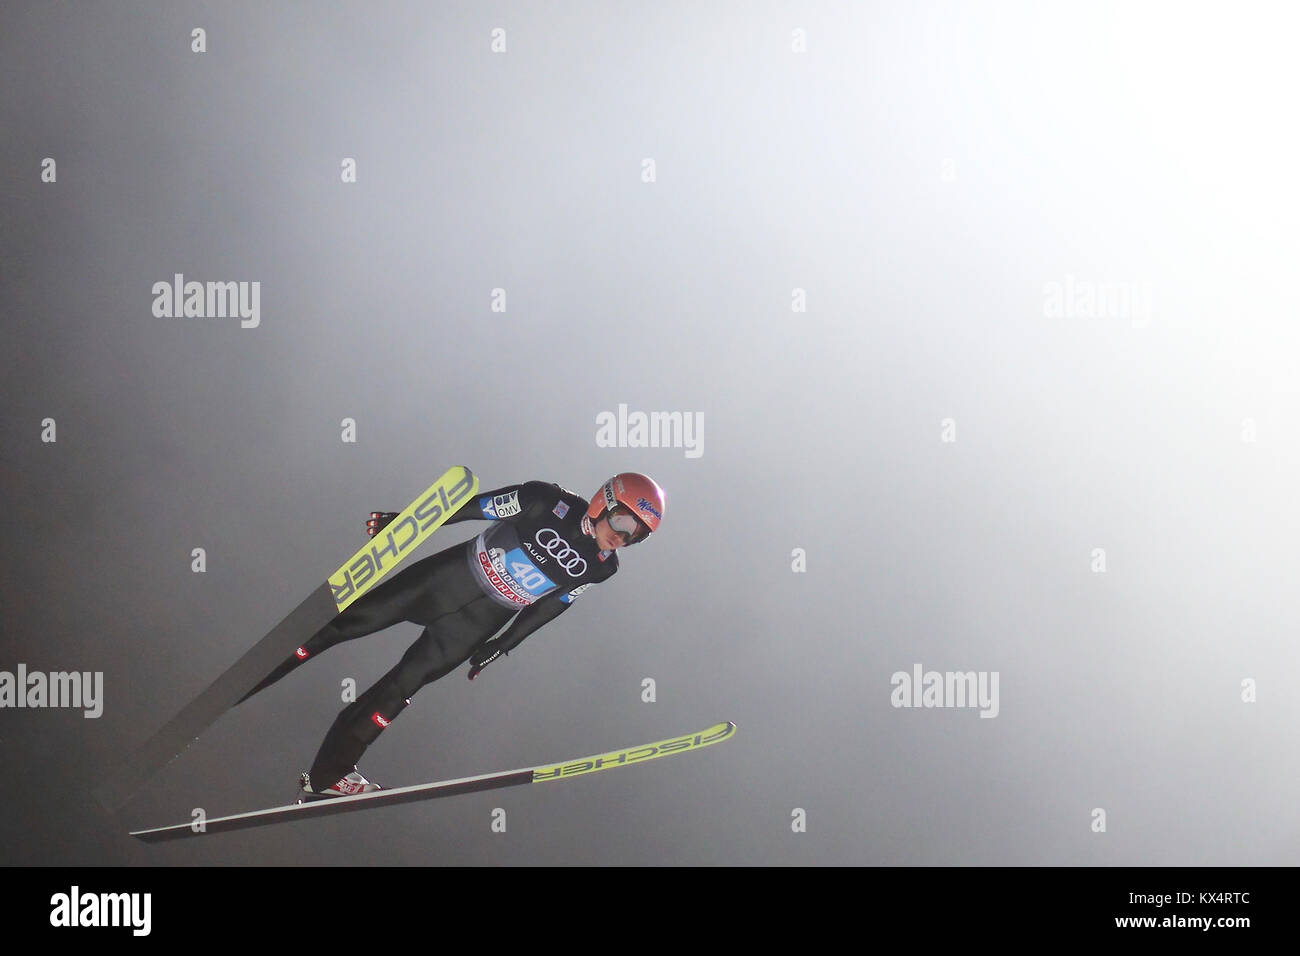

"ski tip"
[705,720,737,745]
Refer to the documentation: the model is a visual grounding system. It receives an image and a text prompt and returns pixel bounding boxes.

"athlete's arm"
[444,481,552,525]
[368,482,543,534]
[467,595,571,680]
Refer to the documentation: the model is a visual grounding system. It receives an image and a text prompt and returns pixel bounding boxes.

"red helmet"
[587,473,666,539]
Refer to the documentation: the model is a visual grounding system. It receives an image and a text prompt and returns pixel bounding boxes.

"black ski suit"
[241,480,620,790]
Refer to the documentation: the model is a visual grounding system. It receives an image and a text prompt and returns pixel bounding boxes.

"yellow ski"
[130,722,737,841]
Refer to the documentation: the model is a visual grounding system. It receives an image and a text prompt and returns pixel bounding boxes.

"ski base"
[131,721,736,842]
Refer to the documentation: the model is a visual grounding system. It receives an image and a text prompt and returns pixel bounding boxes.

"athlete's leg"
[237,547,461,705]
[307,595,511,789]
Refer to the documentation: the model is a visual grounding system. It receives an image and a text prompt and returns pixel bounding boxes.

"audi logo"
[535,528,587,576]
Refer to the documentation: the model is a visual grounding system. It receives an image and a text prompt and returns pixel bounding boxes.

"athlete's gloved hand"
[366,512,399,538]
[467,641,508,681]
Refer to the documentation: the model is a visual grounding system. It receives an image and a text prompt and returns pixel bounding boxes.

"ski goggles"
[607,508,650,544]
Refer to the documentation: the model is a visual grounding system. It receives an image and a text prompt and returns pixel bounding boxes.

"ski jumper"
[241,480,620,790]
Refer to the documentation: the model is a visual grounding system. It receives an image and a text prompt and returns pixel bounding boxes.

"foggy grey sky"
[3,1,1298,865]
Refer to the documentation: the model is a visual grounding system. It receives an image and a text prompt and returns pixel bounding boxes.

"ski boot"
[297,767,384,803]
